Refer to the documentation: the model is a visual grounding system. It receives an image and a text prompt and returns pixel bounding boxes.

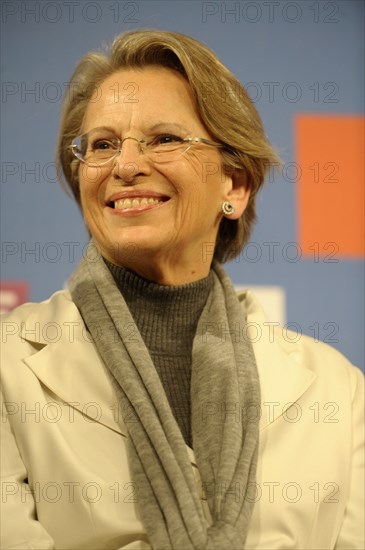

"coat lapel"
[21,291,125,436]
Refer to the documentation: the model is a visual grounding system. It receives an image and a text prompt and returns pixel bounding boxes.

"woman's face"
[79,67,248,284]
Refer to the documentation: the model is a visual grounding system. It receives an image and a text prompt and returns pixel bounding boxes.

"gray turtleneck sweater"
[105,260,213,447]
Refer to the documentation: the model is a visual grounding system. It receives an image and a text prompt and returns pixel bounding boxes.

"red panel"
[0,281,30,314]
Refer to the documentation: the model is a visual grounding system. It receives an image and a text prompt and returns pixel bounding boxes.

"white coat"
[1,289,364,549]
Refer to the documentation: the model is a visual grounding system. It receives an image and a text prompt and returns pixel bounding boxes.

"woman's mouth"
[113,197,164,210]
[105,194,170,214]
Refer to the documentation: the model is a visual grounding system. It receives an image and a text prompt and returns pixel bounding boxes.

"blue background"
[1,0,364,369]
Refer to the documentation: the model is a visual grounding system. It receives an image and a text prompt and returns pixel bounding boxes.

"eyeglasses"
[69,128,224,167]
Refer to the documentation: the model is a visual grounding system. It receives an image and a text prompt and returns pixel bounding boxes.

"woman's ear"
[224,170,250,220]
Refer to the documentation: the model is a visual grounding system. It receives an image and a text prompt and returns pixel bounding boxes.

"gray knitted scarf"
[69,242,260,550]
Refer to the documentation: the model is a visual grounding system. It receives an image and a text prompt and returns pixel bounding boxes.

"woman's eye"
[153,134,184,145]
[91,139,117,151]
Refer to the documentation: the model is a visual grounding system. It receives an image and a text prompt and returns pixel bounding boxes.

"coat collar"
[238,290,316,429]
[21,289,316,454]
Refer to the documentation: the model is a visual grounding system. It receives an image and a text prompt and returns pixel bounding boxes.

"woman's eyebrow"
[85,125,117,134]
[146,122,190,134]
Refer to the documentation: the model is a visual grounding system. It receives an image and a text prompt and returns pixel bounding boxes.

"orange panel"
[295,115,364,258]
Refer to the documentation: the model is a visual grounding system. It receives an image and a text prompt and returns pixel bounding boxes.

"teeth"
[114,197,163,210]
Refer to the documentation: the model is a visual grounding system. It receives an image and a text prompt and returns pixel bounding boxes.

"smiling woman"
[1,29,364,550]
[57,31,278,266]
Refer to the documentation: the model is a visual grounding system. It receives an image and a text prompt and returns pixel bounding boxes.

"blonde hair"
[56,29,279,262]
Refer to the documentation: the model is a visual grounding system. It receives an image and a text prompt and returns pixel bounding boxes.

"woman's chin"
[98,230,171,264]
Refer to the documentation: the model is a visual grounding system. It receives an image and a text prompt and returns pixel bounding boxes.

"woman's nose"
[112,137,149,181]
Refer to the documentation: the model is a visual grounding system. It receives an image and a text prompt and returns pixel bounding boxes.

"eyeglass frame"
[69,133,226,167]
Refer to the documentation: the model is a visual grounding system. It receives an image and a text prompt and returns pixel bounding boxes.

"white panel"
[235,285,287,326]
